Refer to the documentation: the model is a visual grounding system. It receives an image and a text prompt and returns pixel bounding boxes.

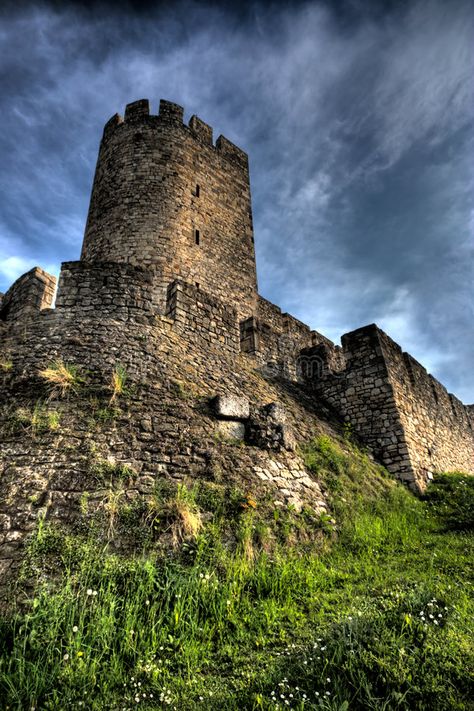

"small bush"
[91,457,136,485]
[146,482,203,547]
[92,405,122,423]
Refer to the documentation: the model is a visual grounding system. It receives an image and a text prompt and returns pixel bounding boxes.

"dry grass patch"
[39,360,85,398]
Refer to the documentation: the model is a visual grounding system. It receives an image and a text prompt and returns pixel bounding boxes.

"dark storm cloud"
[0,0,473,400]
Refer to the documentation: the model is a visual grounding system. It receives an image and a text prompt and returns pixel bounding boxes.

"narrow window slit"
[195,184,200,197]
[195,229,200,245]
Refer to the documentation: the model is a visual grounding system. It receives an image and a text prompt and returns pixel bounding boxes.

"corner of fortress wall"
[1,97,473,492]
[299,324,474,491]
[0,267,57,326]
[0,259,243,370]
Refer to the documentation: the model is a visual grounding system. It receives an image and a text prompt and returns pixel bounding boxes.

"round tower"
[81,99,258,316]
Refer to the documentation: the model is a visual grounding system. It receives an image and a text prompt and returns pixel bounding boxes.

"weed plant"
[39,360,85,399]
[0,359,13,372]
[0,437,472,710]
[7,401,60,436]
[109,365,130,404]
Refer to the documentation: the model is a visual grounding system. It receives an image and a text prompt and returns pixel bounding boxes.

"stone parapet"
[300,324,474,490]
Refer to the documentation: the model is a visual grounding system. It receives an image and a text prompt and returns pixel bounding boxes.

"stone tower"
[81,99,258,317]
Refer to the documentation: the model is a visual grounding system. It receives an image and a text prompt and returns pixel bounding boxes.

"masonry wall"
[301,325,414,482]
[81,99,257,318]
[0,267,56,325]
[166,279,240,354]
[55,261,156,325]
[301,324,474,489]
[0,277,330,591]
[379,335,474,481]
[240,295,335,380]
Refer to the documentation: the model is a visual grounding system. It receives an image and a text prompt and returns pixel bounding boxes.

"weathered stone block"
[213,395,250,421]
[217,420,246,441]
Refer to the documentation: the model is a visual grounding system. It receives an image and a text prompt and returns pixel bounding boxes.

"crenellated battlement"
[0,267,56,326]
[101,98,248,168]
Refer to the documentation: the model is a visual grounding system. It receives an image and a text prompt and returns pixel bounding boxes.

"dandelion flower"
[63,653,69,661]
[72,625,79,633]
[86,589,93,596]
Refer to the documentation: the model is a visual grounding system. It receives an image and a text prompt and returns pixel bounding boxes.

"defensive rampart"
[300,325,474,490]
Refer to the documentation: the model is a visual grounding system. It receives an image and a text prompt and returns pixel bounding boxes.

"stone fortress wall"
[0,267,56,325]
[300,327,474,488]
[1,98,473,497]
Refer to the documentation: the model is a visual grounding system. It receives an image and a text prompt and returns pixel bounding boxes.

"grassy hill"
[0,435,473,710]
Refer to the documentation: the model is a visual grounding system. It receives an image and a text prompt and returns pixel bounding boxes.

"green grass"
[7,401,61,436]
[0,437,472,710]
[0,358,13,372]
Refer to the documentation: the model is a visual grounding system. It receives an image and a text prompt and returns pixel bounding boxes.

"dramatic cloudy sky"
[1,0,473,401]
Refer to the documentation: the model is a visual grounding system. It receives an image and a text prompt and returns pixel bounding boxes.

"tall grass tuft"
[39,360,85,398]
[109,364,129,403]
